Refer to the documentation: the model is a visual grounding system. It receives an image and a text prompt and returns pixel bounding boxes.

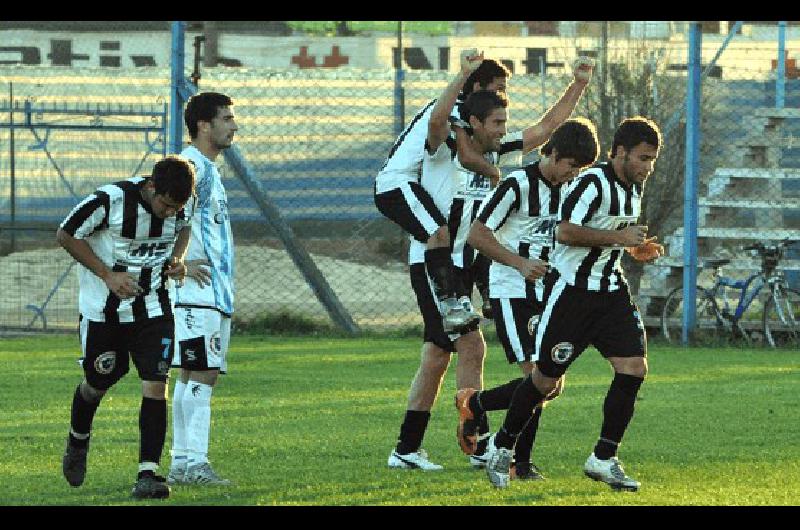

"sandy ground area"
[0,245,421,331]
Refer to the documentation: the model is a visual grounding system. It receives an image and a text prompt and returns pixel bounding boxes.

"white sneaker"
[441,297,481,333]
[387,449,443,471]
[185,462,231,486]
[583,453,640,491]
[166,462,187,485]
[484,434,513,488]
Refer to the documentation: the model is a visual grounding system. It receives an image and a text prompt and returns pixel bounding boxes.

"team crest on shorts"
[94,351,117,374]
[209,332,222,355]
[551,342,574,364]
[157,361,169,376]
[527,314,540,336]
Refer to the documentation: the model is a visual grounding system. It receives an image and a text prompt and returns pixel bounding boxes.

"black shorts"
[533,272,646,378]
[409,262,479,352]
[79,315,175,389]
[374,182,447,243]
[490,297,544,364]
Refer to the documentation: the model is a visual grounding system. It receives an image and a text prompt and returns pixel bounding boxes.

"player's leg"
[376,182,478,330]
[484,278,588,488]
[388,263,457,471]
[63,317,128,487]
[471,252,493,319]
[388,341,451,471]
[168,307,191,484]
[129,316,174,499]
[583,290,648,491]
[172,309,231,485]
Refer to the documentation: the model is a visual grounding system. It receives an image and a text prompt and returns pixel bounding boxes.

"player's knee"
[142,380,167,400]
[544,375,566,402]
[610,356,648,379]
[79,381,106,403]
[531,369,558,396]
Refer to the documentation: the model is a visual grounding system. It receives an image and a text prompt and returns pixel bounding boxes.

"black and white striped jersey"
[552,161,641,291]
[60,176,194,323]
[408,130,524,267]
[375,96,465,195]
[476,161,562,299]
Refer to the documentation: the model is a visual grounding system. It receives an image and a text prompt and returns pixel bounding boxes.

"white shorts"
[172,307,231,373]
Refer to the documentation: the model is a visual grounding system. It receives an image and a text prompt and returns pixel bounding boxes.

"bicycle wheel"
[661,286,723,344]
[763,286,800,348]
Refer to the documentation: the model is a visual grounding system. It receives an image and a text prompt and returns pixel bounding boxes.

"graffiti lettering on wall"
[0,40,157,67]
[0,31,566,73]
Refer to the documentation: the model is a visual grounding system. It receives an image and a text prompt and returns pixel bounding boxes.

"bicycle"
[661,239,800,348]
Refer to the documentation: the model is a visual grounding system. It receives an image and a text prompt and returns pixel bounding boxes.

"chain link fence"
[1,22,797,336]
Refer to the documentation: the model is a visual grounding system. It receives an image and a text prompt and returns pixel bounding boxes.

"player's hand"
[460,48,484,75]
[165,257,187,285]
[627,236,665,263]
[572,56,595,85]
[185,259,212,287]
[617,224,648,247]
[104,271,142,299]
[516,258,549,282]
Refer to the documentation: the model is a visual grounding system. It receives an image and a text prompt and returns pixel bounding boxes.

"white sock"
[183,381,213,467]
[170,380,188,467]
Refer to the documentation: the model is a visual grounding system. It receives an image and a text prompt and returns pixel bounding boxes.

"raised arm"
[521,56,595,153]
[427,48,483,153]
[454,126,501,185]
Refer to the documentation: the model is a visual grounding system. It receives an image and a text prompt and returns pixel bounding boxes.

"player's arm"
[165,225,191,282]
[427,48,483,152]
[519,57,594,154]
[56,228,142,298]
[454,127,501,185]
[556,221,648,248]
[468,221,547,282]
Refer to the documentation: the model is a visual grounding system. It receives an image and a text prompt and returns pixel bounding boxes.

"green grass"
[1,333,798,506]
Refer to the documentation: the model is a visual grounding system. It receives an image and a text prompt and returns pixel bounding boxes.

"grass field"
[1,332,798,506]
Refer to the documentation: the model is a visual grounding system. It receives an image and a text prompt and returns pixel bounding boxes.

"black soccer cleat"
[511,461,545,481]
[131,473,171,499]
[62,436,89,487]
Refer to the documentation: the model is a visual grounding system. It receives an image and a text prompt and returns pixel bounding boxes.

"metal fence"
[0,21,798,338]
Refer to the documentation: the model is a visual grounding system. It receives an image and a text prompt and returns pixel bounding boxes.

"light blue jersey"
[175,145,235,315]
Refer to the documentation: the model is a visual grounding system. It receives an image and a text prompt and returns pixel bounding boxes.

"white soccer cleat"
[387,449,443,471]
[166,463,188,485]
[441,297,481,333]
[583,453,640,491]
[185,462,231,486]
[484,434,513,488]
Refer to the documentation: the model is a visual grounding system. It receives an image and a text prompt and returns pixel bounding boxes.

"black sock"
[396,410,431,454]
[594,373,644,460]
[472,253,491,301]
[139,397,167,466]
[424,247,455,301]
[514,406,542,464]
[70,384,100,447]
[475,412,490,455]
[474,378,524,412]
[498,375,546,449]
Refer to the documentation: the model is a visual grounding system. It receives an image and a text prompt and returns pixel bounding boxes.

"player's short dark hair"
[463,59,512,97]
[609,116,662,159]
[184,92,233,139]
[540,118,600,167]
[151,155,195,204]
[463,90,509,124]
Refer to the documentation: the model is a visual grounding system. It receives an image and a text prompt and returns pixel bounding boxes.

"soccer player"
[389,54,594,469]
[481,117,665,489]
[59,155,196,499]
[374,49,495,335]
[166,92,238,486]
[458,118,600,480]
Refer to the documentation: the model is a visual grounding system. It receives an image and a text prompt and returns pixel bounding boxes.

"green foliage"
[286,21,452,37]
[1,335,798,505]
